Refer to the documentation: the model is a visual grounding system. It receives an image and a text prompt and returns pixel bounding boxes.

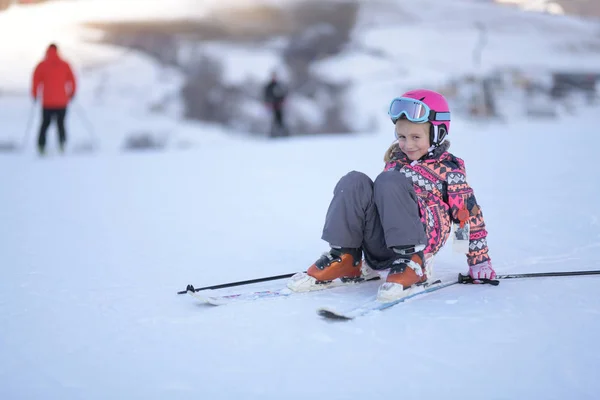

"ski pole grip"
[481,278,500,286]
[458,273,472,284]
[458,273,500,286]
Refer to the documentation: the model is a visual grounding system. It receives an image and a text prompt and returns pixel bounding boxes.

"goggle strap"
[430,111,451,121]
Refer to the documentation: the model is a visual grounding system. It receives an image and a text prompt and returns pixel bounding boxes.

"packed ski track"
[2,1,600,399]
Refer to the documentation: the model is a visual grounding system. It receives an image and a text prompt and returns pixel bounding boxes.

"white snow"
[1,0,600,399]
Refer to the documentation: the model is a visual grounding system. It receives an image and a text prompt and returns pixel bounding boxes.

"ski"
[317,273,500,320]
[317,279,456,320]
[188,287,292,305]
[187,275,381,306]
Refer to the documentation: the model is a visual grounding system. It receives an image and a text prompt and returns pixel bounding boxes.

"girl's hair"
[383,141,398,163]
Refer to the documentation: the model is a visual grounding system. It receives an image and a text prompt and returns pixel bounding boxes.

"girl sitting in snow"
[288,89,495,301]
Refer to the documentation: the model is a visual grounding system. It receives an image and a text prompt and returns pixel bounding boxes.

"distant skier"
[287,89,496,301]
[263,71,288,137]
[32,43,77,155]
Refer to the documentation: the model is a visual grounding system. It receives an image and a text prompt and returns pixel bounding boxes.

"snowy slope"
[1,108,600,400]
[1,1,600,399]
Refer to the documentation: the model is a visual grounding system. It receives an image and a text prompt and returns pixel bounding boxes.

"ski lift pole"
[473,21,487,70]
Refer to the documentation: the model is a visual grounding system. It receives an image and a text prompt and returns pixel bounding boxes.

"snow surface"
[1,1,600,399]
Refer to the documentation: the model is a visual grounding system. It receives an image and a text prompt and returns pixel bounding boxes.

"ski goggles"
[388,97,451,124]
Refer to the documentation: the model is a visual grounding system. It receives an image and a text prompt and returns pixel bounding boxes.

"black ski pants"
[38,107,67,149]
[270,108,287,137]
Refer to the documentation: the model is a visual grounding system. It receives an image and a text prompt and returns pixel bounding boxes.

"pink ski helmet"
[397,89,451,146]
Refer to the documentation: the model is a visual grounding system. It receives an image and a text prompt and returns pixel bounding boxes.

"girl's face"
[395,119,431,161]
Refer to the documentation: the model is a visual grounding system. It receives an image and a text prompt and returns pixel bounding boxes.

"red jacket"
[32,46,76,108]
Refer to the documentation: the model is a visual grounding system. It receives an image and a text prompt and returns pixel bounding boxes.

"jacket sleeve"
[32,63,42,99]
[446,161,491,266]
[66,62,76,98]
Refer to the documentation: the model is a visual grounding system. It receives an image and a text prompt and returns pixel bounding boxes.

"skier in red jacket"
[32,43,76,155]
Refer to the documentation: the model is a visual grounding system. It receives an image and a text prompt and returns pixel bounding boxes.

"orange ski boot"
[307,247,362,282]
[287,247,368,292]
[377,245,427,302]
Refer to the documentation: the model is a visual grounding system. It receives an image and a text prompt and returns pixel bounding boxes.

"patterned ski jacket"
[384,141,491,266]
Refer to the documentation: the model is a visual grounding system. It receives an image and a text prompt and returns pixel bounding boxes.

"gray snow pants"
[321,170,428,270]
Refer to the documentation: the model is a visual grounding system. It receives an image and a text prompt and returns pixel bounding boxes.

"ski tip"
[317,307,354,321]
[188,291,223,306]
[204,297,228,306]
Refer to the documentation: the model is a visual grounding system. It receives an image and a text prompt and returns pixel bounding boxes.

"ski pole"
[457,269,600,286]
[496,269,600,279]
[178,272,299,294]
[180,269,600,295]
[20,101,36,151]
[73,102,98,148]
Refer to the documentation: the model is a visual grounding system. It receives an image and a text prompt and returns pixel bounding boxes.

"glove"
[469,260,496,282]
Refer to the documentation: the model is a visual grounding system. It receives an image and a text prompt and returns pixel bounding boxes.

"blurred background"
[1,0,600,149]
